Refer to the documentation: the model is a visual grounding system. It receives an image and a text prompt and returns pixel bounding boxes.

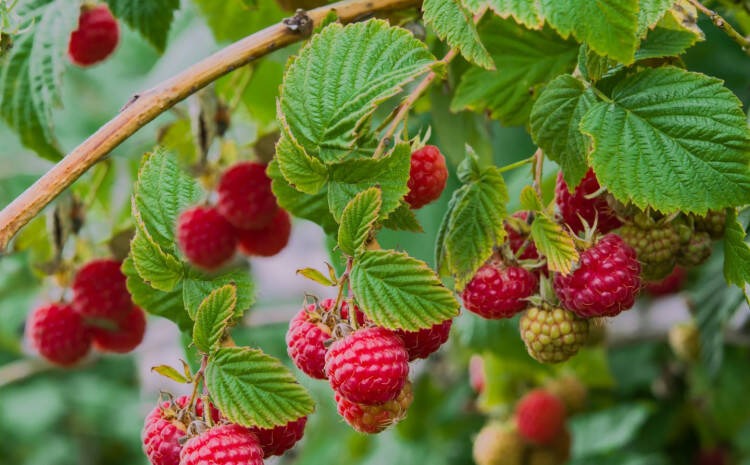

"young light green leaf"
[206,347,315,429]
[350,249,460,331]
[723,209,750,289]
[529,74,597,189]
[275,110,329,194]
[104,0,180,51]
[0,0,79,161]
[461,0,544,30]
[530,214,578,275]
[193,285,237,355]
[327,142,411,221]
[381,202,423,233]
[152,365,191,384]
[338,187,382,256]
[451,16,578,126]
[577,44,618,82]
[581,67,750,215]
[296,268,336,287]
[280,19,439,163]
[423,0,494,70]
[183,268,255,320]
[130,203,184,292]
[519,185,543,212]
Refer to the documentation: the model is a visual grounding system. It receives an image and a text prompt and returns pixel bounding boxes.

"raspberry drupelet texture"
[555,169,622,234]
[694,209,727,240]
[404,145,448,209]
[461,263,538,319]
[620,219,681,281]
[515,389,566,445]
[179,424,264,465]
[645,266,686,296]
[27,303,92,366]
[236,208,291,257]
[505,211,539,260]
[248,416,307,457]
[72,259,132,320]
[520,304,589,364]
[68,5,119,67]
[286,299,335,379]
[92,306,146,353]
[335,381,413,434]
[325,327,409,405]
[217,162,278,230]
[393,319,452,361]
[553,234,641,318]
[677,231,712,268]
[177,206,237,269]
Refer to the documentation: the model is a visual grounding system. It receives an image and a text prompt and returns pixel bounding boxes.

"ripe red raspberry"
[393,319,452,361]
[461,263,538,319]
[236,208,291,257]
[217,162,278,230]
[68,5,119,67]
[141,396,220,465]
[645,266,686,296]
[505,211,539,260]
[72,259,132,320]
[553,234,641,318]
[248,416,307,457]
[180,424,264,465]
[404,145,448,209]
[469,355,485,394]
[515,389,566,445]
[335,381,413,434]
[92,306,146,353]
[177,206,237,269]
[520,304,589,364]
[555,169,622,234]
[325,327,409,405]
[27,303,92,366]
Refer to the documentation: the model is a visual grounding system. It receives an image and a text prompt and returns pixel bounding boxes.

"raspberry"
[669,321,700,363]
[180,424,264,465]
[236,209,291,257]
[644,266,686,296]
[620,217,681,281]
[248,416,307,457]
[545,376,587,414]
[461,263,538,319]
[72,259,132,321]
[695,209,726,240]
[677,231,712,268]
[325,326,409,405]
[404,145,448,209]
[217,162,278,230]
[27,303,92,366]
[553,234,641,318]
[472,422,524,465]
[68,5,119,67]
[516,389,566,445]
[392,319,452,361]
[177,206,237,269]
[92,306,146,353]
[520,304,589,364]
[555,169,622,234]
[469,354,486,394]
[695,447,729,465]
[505,211,539,260]
[141,396,220,465]
[335,381,413,434]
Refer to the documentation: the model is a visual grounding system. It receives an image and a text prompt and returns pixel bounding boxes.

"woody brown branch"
[0,0,422,252]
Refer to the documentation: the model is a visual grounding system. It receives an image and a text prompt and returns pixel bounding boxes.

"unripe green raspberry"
[620,220,680,281]
[472,422,524,465]
[669,321,701,362]
[520,304,589,364]
[545,376,587,414]
[694,209,726,240]
[677,231,712,268]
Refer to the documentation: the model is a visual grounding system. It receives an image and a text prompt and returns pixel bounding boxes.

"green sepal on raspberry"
[555,169,622,234]
[520,303,589,364]
[404,145,448,209]
[68,4,119,67]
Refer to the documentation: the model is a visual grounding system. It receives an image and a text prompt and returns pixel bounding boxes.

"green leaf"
[381,202,423,232]
[206,347,314,428]
[123,256,192,332]
[635,26,702,60]
[577,44,618,82]
[541,0,639,64]
[636,0,675,37]
[423,0,494,69]
[267,160,338,235]
[152,365,191,384]
[134,149,202,253]
[338,187,381,257]
[296,268,336,287]
[275,113,329,194]
[194,0,285,42]
[435,147,508,289]
[570,404,653,457]
[519,185,543,212]
[327,142,411,221]
[460,0,544,30]
[280,19,439,162]
[193,285,237,355]
[530,74,597,189]
[581,67,750,214]
[104,0,180,51]
[530,213,578,274]
[130,206,184,292]
[451,16,578,126]
[350,249,459,331]
[0,0,79,161]
[183,268,255,320]
[723,209,750,288]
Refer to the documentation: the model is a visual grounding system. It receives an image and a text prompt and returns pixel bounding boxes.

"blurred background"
[1,1,750,464]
